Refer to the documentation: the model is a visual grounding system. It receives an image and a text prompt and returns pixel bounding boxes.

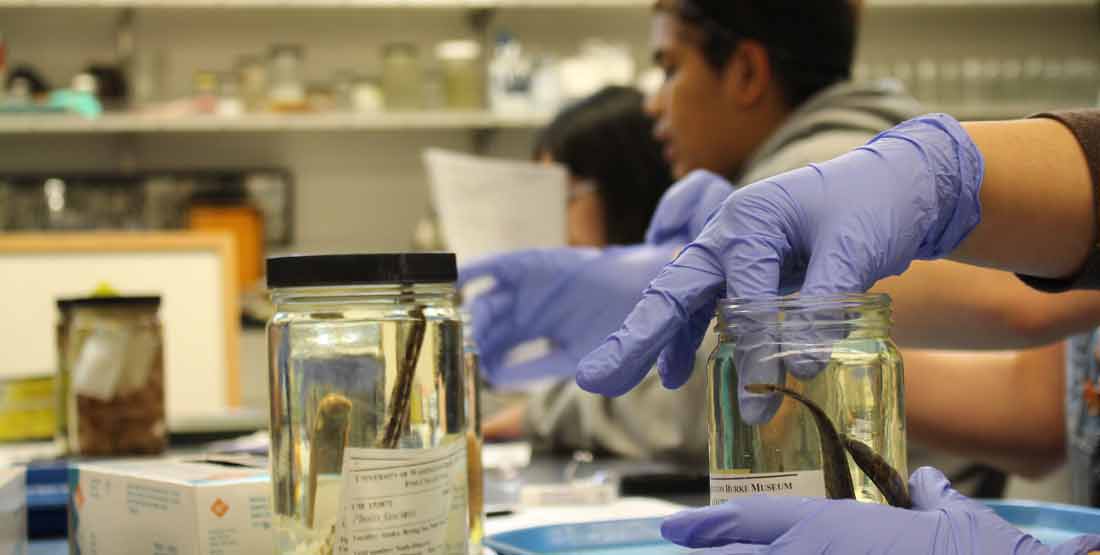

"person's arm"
[904,343,1065,479]
[577,112,1100,398]
[876,260,1100,349]
[953,118,1096,280]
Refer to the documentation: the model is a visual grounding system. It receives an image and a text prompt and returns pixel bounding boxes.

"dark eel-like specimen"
[744,383,913,509]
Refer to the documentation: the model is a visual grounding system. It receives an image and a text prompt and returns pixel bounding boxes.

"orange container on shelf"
[188,201,265,291]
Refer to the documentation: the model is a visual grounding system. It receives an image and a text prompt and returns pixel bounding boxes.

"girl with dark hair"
[533,86,675,247]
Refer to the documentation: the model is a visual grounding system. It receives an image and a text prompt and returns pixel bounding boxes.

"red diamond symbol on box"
[210,498,229,518]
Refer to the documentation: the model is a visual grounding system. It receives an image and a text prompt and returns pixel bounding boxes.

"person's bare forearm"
[903,343,1065,478]
[875,260,1100,349]
[952,119,1095,279]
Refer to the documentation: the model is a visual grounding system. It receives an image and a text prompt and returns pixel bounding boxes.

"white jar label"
[709,470,826,505]
[336,440,467,555]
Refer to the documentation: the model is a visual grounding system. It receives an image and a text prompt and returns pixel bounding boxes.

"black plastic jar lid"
[266,253,458,288]
[56,296,162,310]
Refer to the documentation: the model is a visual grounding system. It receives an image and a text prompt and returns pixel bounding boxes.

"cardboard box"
[0,467,27,555]
[68,459,272,555]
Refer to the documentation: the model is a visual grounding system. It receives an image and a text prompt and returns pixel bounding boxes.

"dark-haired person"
[465,0,995,477]
[478,86,689,451]
[464,0,920,388]
[534,86,675,248]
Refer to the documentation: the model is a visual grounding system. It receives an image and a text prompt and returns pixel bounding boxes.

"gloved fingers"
[457,251,530,289]
[576,246,724,397]
[798,238,875,298]
[481,349,579,388]
[777,306,845,381]
[645,169,731,246]
[660,496,826,548]
[467,290,522,360]
[468,289,513,336]
[734,332,786,425]
[688,544,768,555]
[1051,534,1100,555]
[657,299,715,389]
[907,466,971,511]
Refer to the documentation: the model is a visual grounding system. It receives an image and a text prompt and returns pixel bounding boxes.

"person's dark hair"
[655,0,857,108]
[534,86,674,246]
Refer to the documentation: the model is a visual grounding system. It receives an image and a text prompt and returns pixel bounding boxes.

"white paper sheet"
[423,148,568,264]
[484,497,685,536]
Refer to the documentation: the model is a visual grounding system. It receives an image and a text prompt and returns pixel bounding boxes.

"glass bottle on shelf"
[436,40,483,110]
[236,54,269,113]
[382,43,424,111]
[268,44,308,113]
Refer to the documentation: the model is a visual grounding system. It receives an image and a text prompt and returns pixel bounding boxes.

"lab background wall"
[1,2,1093,501]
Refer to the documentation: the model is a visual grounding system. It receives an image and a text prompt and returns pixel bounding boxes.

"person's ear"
[720,39,773,109]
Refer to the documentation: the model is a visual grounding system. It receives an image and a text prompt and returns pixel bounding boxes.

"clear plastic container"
[707,294,907,506]
[267,253,469,555]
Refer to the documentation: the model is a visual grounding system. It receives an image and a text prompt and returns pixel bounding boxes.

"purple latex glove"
[644,169,733,247]
[660,467,1100,555]
[458,245,676,387]
[577,114,984,416]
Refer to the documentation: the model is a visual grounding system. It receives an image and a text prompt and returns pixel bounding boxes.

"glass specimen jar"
[60,296,165,456]
[707,294,907,505]
[267,253,469,555]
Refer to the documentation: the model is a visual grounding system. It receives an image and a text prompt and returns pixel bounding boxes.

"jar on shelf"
[236,54,269,113]
[193,70,219,115]
[436,40,483,110]
[707,294,907,506]
[57,296,165,456]
[268,44,308,112]
[351,75,383,113]
[382,42,424,110]
[266,253,470,555]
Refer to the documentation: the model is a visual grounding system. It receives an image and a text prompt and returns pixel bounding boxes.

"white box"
[0,467,26,555]
[68,459,272,555]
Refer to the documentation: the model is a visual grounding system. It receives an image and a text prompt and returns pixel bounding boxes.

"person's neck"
[726,92,794,181]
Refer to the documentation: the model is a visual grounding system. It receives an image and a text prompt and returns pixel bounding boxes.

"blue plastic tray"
[485,501,1100,554]
[986,500,1100,545]
[485,517,688,555]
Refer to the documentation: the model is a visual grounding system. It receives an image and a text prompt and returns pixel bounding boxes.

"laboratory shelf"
[0,0,648,8]
[0,110,552,134]
[0,102,1052,134]
[0,0,1091,8]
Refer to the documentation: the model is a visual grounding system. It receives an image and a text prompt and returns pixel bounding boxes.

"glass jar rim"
[716,293,893,333]
[717,293,890,313]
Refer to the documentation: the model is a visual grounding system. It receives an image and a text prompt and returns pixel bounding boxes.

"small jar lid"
[267,253,457,288]
[57,296,162,310]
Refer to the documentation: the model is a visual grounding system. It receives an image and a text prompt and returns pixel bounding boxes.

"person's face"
[539,152,606,247]
[645,12,761,179]
[564,175,605,247]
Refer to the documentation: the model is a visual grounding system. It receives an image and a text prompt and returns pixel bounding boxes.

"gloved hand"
[458,245,677,387]
[577,114,984,402]
[644,169,733,246]
[659,467,1100,555]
